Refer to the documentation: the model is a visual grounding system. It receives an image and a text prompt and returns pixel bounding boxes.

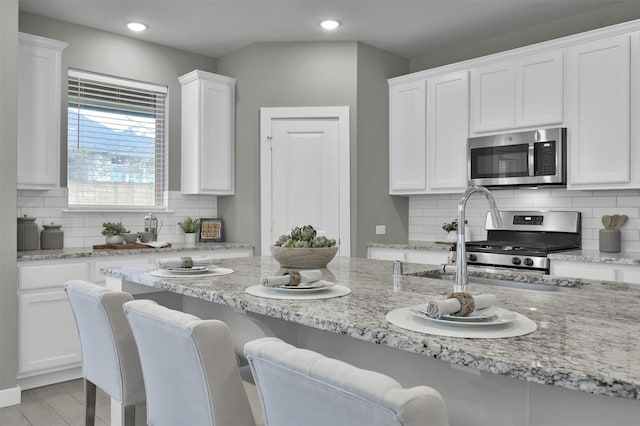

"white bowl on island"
[271,245,338,269]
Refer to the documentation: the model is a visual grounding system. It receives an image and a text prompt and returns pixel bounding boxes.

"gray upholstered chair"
[122,299,262,426]
[244,337,450,426]
[64,280,145,426]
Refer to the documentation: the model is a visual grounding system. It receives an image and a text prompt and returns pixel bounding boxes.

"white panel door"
[270,119,339,244]
[260,107,350,256]
[567,35,631,187]
[427,71,469,193]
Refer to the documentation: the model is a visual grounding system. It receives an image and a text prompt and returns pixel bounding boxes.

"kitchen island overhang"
[102,256,640,425]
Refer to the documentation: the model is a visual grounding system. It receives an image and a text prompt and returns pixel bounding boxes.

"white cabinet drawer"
[18,262,90,291]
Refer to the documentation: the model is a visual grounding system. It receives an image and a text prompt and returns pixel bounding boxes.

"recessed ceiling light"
[126,22,148,32]
[320,19,341,30]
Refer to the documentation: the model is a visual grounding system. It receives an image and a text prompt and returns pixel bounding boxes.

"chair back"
[244,337,449,426]
[123,299,256,426]
[64,280,145,406]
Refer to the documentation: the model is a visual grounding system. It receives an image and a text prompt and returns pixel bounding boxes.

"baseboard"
[0,385,21,408]
[17,366,82,390]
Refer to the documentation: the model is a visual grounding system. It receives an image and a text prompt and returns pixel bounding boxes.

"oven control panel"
[513,215,543,225]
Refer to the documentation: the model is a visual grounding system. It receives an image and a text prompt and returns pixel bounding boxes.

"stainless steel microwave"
[467,127,566,187]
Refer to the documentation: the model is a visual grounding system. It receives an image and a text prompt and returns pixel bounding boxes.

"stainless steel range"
[452,210,581,274]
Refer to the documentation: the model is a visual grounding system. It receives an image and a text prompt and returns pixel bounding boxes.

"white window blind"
[67,69,168,209]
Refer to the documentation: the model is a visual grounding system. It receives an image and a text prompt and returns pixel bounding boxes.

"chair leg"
[123,404,136,426]
[84,379,96,426]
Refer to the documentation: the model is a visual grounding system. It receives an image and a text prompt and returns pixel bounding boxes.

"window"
[67,69,168,209]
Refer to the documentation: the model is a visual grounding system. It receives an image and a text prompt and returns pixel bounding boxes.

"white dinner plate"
[410,306,516,327]
[268,281,335,293]
[164,266,215,275]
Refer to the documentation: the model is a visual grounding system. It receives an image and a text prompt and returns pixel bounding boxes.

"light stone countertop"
[548,249,640,265]
[17,242,253,262]
[367,241,454,252]
[102,256,640,400]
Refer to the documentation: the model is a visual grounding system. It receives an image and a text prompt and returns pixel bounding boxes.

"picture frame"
[199,218,223,242]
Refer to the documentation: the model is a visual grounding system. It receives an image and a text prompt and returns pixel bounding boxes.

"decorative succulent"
[273,225,336,248]
[178,217,200,233]
[101,221,129,236]
[442,219,458,233]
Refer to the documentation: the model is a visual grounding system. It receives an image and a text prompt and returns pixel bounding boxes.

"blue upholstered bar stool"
[64,280,146,426]
[123,299,263,426]
[245,337,450,426]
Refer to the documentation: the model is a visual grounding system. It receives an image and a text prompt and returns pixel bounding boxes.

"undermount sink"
[411,270,568,292]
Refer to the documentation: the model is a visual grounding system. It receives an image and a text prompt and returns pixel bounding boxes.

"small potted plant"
[179,217,200,244]
[102,222,128,245]
[442,219,458,242]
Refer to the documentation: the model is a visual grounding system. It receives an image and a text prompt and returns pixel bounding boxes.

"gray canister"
[41,223,64,250]
[17,215,39,251]
[599,229,621,253]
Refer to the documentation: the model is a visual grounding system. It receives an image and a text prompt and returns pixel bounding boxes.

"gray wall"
[410,0,640,71]
[19,13,217,191]
[355,43,409,256]
[0,0,19,396]
[217,42,409,257]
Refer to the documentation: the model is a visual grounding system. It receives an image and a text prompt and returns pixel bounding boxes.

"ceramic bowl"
[122,233,139,244]
[271,245,338,269]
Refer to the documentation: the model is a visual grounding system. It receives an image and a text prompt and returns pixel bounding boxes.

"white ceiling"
[19,0,626,59]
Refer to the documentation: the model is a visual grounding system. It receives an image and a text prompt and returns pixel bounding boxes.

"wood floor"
[0,379,110,426]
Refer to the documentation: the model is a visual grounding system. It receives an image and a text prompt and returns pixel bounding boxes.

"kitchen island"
[103,256,640,426]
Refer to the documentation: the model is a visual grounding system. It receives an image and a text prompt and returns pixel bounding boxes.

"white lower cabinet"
[17,247,253,389]
[551,260,640,285]
[368,247,450,265]
[17,260,90,389]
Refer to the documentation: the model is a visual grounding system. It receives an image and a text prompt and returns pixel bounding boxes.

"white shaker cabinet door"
[470,61,515,133]
[18,290,82,376]
[17,33,67,190]
[180,70,236,195]
[426,71,469,193]
[515,50,563,127]
[389,79,427,194]
[566,35,634,188]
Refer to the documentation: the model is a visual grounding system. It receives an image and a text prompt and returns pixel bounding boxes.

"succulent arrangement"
[273,225,337,248]
[101,222,129,236]
[178,217,200,233]
[442,219,459,233]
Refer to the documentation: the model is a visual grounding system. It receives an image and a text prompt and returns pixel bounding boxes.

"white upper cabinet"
[566,34,637,189]
[470,49,563,134]
[389,79,427,194]
[426,71,469,193]
[17,33,67,190]
[179,70,236,195]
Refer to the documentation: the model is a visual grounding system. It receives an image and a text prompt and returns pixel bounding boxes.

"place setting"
[146,256,233,278]
[386,291,537,339]
[245,269,351,300]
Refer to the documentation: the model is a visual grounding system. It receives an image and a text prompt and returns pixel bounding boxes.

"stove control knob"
[511,257,521,265]
[468,254,477,262]
[524,258,534,267]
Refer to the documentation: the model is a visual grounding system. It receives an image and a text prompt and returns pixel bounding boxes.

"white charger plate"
[164,266,216,275]
[410,306,516,327]
[268,280,335,293]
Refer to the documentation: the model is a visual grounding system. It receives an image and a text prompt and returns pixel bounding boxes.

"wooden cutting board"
[93,243,172,250]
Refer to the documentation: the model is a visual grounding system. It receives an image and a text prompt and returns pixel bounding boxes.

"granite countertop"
[102,256,640,400]
[17,242,253,262]
[367,241,454,251]
[548,249,640,265]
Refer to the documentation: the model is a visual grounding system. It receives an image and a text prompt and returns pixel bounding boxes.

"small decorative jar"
[17,215,39,251]
[41,223,64,250]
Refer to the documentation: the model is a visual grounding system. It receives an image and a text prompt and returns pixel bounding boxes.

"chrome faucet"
[454,185,503,292]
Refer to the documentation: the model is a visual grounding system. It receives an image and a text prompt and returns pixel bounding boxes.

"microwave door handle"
[528,143,535,176]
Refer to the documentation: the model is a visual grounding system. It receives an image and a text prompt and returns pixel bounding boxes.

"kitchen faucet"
[454,185,503,292]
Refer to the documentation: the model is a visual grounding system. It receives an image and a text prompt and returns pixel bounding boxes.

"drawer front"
[19,262,90,291]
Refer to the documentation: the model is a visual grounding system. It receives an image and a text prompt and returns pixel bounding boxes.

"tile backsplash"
[409,188,640,252]
[17,188,218,248]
